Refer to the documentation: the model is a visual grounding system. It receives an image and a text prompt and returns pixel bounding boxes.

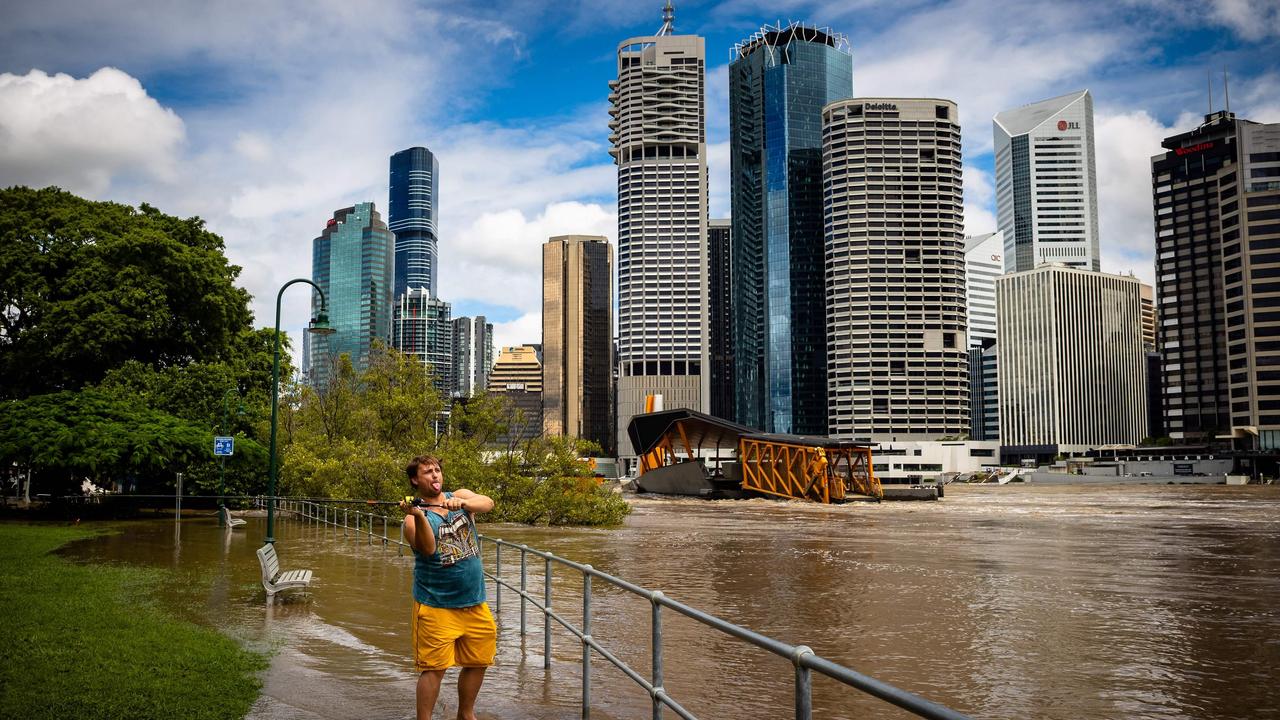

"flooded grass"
[0,522,267,720]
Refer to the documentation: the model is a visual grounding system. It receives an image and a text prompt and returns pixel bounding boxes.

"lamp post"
[266,278,334,544]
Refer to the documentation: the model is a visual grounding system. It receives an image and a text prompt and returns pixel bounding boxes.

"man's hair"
[406,455,443,484]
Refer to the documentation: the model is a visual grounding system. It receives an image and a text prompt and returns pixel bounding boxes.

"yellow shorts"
[412,602,497,671]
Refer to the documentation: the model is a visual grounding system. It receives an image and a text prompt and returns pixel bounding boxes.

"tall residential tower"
[389,147,440,298]
[730,22,853,436]
[608,4,707,468]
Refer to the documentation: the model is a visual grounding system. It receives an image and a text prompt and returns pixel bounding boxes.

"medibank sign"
[1174,141,1214,157]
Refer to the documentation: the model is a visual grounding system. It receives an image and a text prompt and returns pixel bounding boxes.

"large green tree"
[0,186,253,398]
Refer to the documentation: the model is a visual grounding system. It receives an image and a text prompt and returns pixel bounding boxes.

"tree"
[0,186,253,398]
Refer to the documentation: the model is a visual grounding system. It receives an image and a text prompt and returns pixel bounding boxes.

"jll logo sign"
[1056,120,1081,131]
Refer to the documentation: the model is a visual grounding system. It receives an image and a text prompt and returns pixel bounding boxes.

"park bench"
[219,506,246,528]
[256,543,313,600]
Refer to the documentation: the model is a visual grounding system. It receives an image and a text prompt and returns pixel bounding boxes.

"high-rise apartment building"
[608,5,707,467]
[1154,111,1280,447]
[822,98,969,441]
[389,147,440,298]
[996,265,1147,448]
[452,315,493,398]
[309,203,394,387]
[994,90,1100,273]
[968,344,999,441]
[542,235,614,453]
[707,219,734,421]
[393,289,452,396]
[488,345,544,445]
[730,22,853,436]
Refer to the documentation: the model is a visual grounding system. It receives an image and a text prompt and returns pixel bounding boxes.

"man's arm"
[446,488,495,515]
[400,505,436,556]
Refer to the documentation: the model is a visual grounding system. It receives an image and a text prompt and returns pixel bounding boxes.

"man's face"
[414,462,444,498]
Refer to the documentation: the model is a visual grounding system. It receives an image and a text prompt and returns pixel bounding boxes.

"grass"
[0,522,268,719]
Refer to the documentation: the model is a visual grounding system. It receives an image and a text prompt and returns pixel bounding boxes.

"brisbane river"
[65,484,1280,719]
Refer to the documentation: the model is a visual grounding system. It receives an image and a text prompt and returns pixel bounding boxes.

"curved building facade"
[822,98,969,441]
[389,146,439,298]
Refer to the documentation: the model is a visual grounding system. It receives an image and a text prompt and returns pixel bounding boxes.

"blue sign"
[214,437,235,457]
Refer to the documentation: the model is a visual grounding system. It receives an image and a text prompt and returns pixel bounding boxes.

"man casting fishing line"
[398,455,496,720]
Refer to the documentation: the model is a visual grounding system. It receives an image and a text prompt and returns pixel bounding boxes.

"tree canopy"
[0,186,253,398]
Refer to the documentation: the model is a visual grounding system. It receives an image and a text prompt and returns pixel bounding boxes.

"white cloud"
[0,68,184,195]
[1210,0,1280,42]
[963,164,998,236]
[1094,110,1175,286]
[491,311,544,357]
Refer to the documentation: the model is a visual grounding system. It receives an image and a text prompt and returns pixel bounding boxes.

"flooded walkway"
[63,484,1280,719]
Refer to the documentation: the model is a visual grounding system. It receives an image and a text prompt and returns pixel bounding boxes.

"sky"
[1,0,1279,357]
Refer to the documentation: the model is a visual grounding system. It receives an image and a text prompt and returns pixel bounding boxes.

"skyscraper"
[309,203,394,387]
[1152,111,1280,446]
[730,22,853,436]
[996,265,1147,449]
[488,345,544,445]
[542,235,614,453]
[609,4,707,468]
[393,289,452,396]
[707,219,734,421]
[452,315,493,398]
[993,90,1100,273]
[389,147,440,299]
[822,98,969,441]
[964,231,1004,440]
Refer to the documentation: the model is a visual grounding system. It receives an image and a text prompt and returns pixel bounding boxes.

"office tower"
[488,345,544,444]
[730,22,853,435]
[822,98,968,441]
[1151,111,1280,445]
[996,265,1147,447]
[1139,284,1156,350]
[609,4,707,467]
[309,203,394,387]
[993,90,1100,273]
[707,219,734,421]
[964,232,1004,346]
[389,147,440,299]
[968,344,999,441]
[393,290,452,396]
[542,235,614,453]
[964,231,1004,440]
[452,316,493,398]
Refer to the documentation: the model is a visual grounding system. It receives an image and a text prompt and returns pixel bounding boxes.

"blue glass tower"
[389,146,439,298]
[729,23,853,435]
[309,203,394,387]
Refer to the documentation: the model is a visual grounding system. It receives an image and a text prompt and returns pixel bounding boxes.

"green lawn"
[0,523,267,719]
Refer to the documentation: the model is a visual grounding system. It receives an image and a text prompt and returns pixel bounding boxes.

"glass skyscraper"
[389,146,439,298]
[729,22,853,435]
[309,203,394,387]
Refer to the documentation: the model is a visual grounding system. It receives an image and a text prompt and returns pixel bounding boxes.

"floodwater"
[61,484,1280,720]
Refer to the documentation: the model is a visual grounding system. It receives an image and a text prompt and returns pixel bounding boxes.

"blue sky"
[1,0,1278,353]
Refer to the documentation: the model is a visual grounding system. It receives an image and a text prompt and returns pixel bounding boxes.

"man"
[399,455,496,720]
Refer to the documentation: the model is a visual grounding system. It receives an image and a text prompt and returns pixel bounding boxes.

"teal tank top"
[410,492,486,608]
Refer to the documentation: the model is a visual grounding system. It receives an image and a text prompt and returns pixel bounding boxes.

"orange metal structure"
[737,436,881,502]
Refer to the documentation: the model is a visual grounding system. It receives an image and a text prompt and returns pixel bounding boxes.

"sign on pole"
[214,436,235,457]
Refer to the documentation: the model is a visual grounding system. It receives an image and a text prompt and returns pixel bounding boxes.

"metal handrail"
[276,498,970,720]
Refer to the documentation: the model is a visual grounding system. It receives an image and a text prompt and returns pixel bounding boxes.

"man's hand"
[398,498,425,516]
[441,495,467,511]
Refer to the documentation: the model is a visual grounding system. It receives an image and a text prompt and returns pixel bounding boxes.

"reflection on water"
[62,485,1280,720]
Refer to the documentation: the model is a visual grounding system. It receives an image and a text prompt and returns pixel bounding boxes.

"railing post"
[344,508,348,536]
[520,545,528,637]
[582,567,592,720]
[651,590,664,720]
[495,544,502,616]
[544,557,552,670]
[383,515,388,548]
[793,645,814,720]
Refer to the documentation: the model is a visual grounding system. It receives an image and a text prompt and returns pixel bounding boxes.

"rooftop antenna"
[1207,69,1214,115]
[657,0,675,36]
[1224,67,1231,112]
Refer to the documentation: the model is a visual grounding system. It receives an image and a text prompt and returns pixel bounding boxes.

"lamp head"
[308,311,336,336]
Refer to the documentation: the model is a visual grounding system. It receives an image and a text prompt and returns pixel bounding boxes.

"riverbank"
[0,522,267,720]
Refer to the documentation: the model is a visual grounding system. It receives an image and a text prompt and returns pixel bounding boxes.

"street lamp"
[266,278,334,544]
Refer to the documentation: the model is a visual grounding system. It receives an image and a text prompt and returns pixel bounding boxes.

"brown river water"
[62,484,1280,720]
